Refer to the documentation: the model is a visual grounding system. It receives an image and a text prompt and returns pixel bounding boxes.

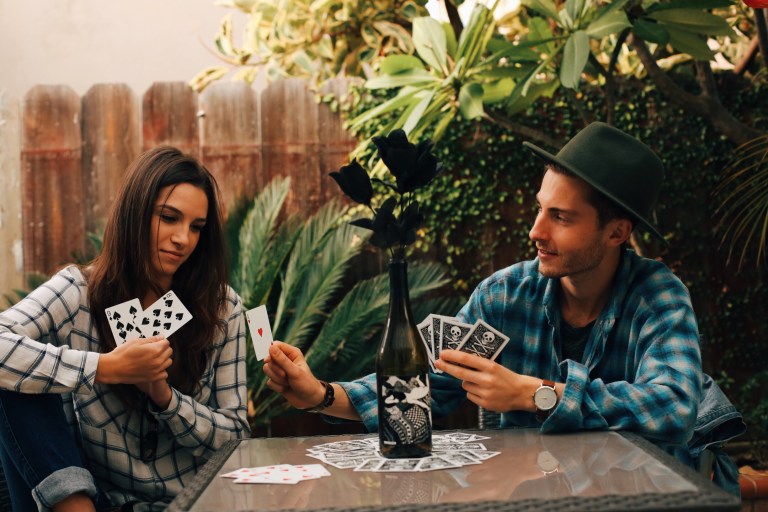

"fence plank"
[21,85,85,276]
[142,82,200,157]
[318,78,358,206]
[261,79,321,216]
[200,82,261,214]
[82,84,140,234]
[0,93,24,297]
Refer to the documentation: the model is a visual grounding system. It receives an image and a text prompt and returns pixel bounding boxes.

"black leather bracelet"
[304,380,335,413]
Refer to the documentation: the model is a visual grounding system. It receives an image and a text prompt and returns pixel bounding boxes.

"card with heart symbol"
[136,290,193,339]
[245,305,273,361]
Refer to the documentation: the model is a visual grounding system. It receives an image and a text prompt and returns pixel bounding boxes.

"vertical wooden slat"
[0,93,24,296]
[199,82,261,214]
[21,85,84,276]
[318,78,359,206]
[261,79,321,216]
[82,84,140,233]
[142,82,200,156]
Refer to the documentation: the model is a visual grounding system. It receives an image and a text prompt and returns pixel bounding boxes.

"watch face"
[537,450,559,473]
[534,386,557,411]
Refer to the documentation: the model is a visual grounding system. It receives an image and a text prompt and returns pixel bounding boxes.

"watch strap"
[535,379,557,423]
[304,380,335,413]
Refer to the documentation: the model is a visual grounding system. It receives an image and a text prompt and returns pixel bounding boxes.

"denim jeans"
[0,390,108,511]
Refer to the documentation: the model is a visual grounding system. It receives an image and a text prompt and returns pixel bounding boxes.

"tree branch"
[443,0,463,41]
[755,8,768,72]
[734,37,759,76]
[629,34,761,145]
[483,111,561,149]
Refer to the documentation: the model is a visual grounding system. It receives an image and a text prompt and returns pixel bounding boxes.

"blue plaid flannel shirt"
[0,266,249,510]
[337,249,703,460]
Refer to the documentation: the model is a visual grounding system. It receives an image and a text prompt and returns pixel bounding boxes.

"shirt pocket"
[78,420,153,485]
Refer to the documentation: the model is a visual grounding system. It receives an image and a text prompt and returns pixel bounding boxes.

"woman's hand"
[135,380,173,410]
[96,336,173,385]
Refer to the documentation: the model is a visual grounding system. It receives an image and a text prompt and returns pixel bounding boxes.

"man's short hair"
[546,165,636,229]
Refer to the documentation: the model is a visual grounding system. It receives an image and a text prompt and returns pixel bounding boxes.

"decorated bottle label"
[378,373,432,457]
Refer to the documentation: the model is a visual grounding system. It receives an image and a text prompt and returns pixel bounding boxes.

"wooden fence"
[0,79,357,297]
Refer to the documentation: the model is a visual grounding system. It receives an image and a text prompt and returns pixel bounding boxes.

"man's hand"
[96,336,173,385]
[435,349,540,413]
[263,341,326,410]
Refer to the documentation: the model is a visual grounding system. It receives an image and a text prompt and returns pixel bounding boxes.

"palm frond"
[305,262,454,380]
[273,201,365,345]
[234,178,291,303]
[714,135,768,270]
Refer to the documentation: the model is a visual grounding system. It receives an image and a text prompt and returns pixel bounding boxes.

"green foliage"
[713,135,768,270]
[228,177,461,427]
[190,0,429,91]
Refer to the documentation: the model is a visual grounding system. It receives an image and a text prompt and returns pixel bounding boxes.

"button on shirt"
[0,266,249,510]
[337,249,703,460]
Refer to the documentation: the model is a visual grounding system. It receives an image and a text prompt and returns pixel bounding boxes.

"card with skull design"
[436,316,473,353]
[456,319,509,361]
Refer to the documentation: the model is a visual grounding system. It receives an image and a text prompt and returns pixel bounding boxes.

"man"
[263,122,743,493]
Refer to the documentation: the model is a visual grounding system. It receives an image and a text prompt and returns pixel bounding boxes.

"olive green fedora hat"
[523,122,665,242]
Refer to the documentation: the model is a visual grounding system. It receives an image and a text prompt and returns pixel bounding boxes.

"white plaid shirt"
[0,266,249,510]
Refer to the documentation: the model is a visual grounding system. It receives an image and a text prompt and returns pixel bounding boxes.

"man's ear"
[606,218,633,247]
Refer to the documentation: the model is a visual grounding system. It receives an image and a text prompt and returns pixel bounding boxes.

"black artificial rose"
[329,159,373,205]
[372,129,443,193]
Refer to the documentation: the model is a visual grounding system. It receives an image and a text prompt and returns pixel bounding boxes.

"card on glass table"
[246,305,273,360]
[138,291,193,338]
[456,319,509,361]
[105,298,145,345]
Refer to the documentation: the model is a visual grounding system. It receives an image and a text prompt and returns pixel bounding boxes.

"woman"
[0,147,249,511]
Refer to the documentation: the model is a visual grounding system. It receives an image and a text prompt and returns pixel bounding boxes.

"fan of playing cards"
[105,291,193,344]
[417,314,509,372]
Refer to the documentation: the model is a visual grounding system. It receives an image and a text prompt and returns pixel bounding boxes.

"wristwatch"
[536,450,559,475]
[534,379,557,422]
[304,380,335,413]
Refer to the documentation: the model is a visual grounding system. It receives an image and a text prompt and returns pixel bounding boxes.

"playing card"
[105,298,145,345]
[416,317,435,363]
[415,455,462,472]
[430,314,442,360]
[137,291,192,338]
[245,305,273,361]
[372,458,422,472]
[436,316,473,353]
[456,319,509,361]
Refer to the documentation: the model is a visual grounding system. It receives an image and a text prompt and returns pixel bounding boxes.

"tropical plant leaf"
[714,135,768,270]
[365,69,437,89]
[379,54,425,75]
[662,24,715,60]
[648,9,734,36]
[632,18,670,45]
[522,0,560,21]
[560,30,590,89]
[459,83,485,119]
[585,10,631,39]
[274,202,366,351]
[565,0,588,26]
[403,90,436,133]
[233,177,291,305]
[413,16,449,74]
[645,0,734,13]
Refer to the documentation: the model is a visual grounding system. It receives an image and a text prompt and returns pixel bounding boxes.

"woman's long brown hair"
[86,146,229,411]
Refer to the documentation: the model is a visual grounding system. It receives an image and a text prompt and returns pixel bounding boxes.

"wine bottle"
[376,258,432,458]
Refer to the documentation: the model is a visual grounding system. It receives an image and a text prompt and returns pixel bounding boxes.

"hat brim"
[523,140,666,244]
